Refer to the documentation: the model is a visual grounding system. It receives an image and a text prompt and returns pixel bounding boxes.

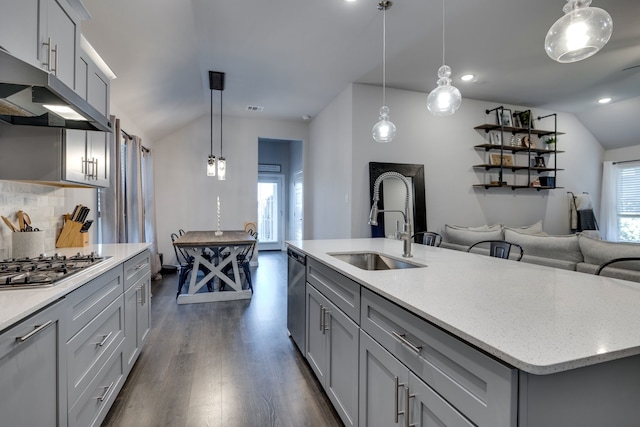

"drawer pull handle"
[391,331,422,354]
[134,263,146,271]
[16,320,53,343]
[96,381,114,402]
[95,331,113,347]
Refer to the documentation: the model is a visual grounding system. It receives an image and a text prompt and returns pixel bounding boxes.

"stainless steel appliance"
[287,247,306,352]
[0,252,107,290]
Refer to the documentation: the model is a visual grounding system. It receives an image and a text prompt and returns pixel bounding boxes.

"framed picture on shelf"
[533,156,546,168]
[490,153,514,166]
[489,131,502,145]
[497,109,512,127]
[514,110,534,129]
[512,112,522,128]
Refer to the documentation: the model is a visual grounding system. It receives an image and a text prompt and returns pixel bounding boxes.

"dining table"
[172,230,256,304]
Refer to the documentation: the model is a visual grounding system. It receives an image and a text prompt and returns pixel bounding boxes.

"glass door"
[258,174,284,250]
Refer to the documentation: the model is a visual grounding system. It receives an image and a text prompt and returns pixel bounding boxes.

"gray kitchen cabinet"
[361,288,517,427]
[0,298,67,427]
[0,1,40,66]
[0,111,109,187]
[360,331,474,427]
[122,250,152,375]
[0,0,81,89]
[306,283,359,427]
[66,264,125,427]
[43,0,80,89]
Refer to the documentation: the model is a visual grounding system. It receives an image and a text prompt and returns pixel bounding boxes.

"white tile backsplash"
[0,181,66,258]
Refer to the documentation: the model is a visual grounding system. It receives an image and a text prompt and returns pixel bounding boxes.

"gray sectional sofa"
[440,223,640,282]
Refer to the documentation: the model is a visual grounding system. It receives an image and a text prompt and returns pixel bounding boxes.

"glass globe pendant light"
[206,87,216,176]
[372,1,396,143]
[427,0,462,116]
[545,0,613,63]
[217,90,226,181]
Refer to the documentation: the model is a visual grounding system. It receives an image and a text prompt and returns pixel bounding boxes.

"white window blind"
[617,164,640,242]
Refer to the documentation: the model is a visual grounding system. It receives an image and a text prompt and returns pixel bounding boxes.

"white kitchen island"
[289,238,640,427]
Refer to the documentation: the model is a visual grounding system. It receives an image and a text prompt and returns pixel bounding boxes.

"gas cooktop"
[0,252,108,290]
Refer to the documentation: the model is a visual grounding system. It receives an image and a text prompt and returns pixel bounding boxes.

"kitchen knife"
[70,204,81,222]
[80,220,93,232]
[78,207,90,223]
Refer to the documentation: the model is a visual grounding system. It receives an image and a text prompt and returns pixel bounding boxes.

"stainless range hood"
[0,48,112,132]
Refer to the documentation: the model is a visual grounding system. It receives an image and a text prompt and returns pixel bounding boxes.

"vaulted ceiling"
[81,0,640,149]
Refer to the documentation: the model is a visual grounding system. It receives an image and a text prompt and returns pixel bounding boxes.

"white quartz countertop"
[0,243,150,332]
[288,238,640,375]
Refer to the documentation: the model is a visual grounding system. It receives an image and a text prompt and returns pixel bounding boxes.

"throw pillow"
[504,229,583,263]
[578,234,640,270]
[444,225,504,246]
[504,220,545,235]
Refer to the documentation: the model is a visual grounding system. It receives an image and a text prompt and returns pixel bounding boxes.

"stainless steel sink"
[329,252,425,271]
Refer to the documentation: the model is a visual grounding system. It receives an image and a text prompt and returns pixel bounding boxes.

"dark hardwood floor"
[102,250,343,427]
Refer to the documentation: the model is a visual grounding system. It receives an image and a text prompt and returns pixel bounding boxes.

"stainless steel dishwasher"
[287,247,306,352]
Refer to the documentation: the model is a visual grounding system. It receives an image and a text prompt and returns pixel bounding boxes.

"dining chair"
[595,257,640,275]
[467,240,524,261]
[172,232,213,298]
[412,231,442,247]
[220,241,256,292]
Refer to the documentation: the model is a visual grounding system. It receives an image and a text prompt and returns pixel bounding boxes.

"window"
[617,164,640,242]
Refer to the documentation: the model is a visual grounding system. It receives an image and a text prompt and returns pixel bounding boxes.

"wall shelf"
[473,108,562,191]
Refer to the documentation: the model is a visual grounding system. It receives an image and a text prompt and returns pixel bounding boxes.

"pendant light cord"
[210,89,213,156]
[441,0,445,65]
[382,6,387,106]
[220,91,223,157]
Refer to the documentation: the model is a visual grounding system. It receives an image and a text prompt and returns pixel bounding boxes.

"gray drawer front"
[68,346,124,427]
[361,288,517,427]
[307,258,360,323]
[123,250,151,291]
[66,265,124,340]
[67,295,124,407]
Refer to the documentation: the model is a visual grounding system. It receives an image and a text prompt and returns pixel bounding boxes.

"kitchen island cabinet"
[306,258,360,427]
[0,298,67,427]
[288,238,640,426]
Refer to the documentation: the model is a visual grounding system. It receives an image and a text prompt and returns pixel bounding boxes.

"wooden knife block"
[56,215,89,248]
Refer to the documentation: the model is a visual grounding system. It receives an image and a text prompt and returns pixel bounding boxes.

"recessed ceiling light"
[344,0,357,2]
[598,97,612,104]
[460,74,476,82]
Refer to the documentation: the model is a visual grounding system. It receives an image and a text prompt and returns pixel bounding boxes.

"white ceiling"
[80,0,640,149]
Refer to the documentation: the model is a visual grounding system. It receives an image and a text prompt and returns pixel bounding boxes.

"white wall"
[308,83,605,239]
[605,145,640,162]
[307,85,353,239]
[154,114,308,264]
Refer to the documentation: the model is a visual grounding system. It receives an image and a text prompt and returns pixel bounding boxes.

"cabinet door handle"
[406,388,416,427]
[394,376,407,424]
[96,381,114,402]
[43,37,52,71]
[323,308,330,333]
[16,320,53,343]
[138,284,145,306]
[95,331,113,347]
[319,305,324,331]
[391,331,422,354]
[53,44,58,75]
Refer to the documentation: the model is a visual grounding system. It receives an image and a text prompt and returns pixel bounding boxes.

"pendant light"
[206,85,216,176]
[217,89,226,181]
[372,0,396,143]
[426,0,462,116]
[207,71,227,179]
[545,0,613,63]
